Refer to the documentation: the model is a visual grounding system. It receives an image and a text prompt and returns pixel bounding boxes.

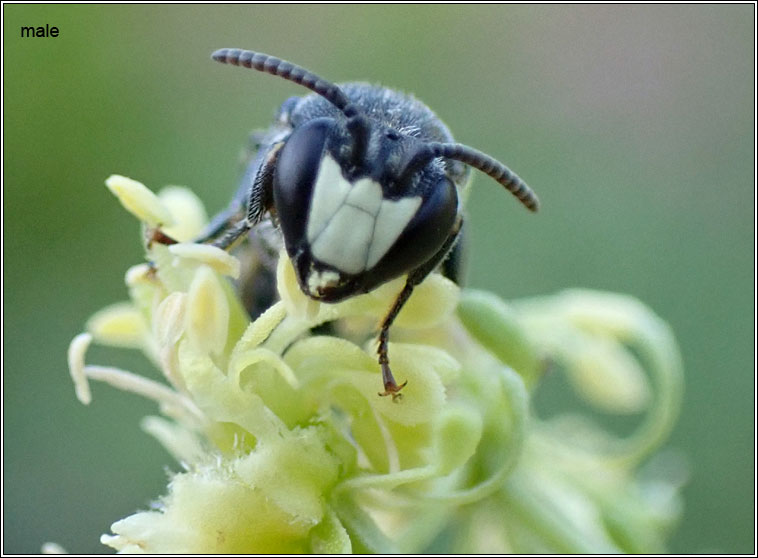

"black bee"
[202,49,539,399]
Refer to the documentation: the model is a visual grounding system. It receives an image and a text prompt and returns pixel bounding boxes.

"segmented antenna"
[397,145,436,188]
[428,142,540,212]
[212,49,539,212]
[212,48,357,116]
[346,114,371,167]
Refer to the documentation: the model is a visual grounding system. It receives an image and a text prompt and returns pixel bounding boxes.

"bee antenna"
[428,142,540,212]
[346,113,371,167]
[397,145,436,187]
[212,48,359,118]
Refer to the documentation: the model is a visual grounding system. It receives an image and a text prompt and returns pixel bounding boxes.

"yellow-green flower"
[67,176,685,553]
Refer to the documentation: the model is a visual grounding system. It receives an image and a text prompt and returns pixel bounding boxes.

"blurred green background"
[3,4,754,554]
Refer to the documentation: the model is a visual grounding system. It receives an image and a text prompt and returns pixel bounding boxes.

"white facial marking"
[306,154,421,274]
[345,177,383,214]
[311,204,374,274]
[307,269,341,293]
[306,155,350,243]
[366,196,422,269]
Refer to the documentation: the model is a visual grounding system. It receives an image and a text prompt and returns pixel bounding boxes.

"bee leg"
[212,218,252,251]
[207,143,282,251]
[377,287,411,400]
[377,216,463,400]
[195,203,246,243]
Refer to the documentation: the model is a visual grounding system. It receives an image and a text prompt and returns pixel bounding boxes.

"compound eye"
[273,118,335,237]
[365,174,458,288]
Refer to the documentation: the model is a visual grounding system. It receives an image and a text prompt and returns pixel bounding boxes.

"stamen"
[41,542,68,554]
[83,365,201,422]
[67,332,203,421]
[68,333,93,405]
[105,175,175,227]
[140,415,204,467]
[168,243,241,279]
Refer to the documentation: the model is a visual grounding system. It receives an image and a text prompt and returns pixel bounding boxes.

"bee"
[202,48,539,399]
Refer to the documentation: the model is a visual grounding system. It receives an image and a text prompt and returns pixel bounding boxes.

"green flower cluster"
[67,176,685,553]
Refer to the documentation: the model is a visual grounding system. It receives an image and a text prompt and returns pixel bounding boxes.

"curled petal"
[566,335,650,414]
[433,405,483,476]
[458,290,540,387]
